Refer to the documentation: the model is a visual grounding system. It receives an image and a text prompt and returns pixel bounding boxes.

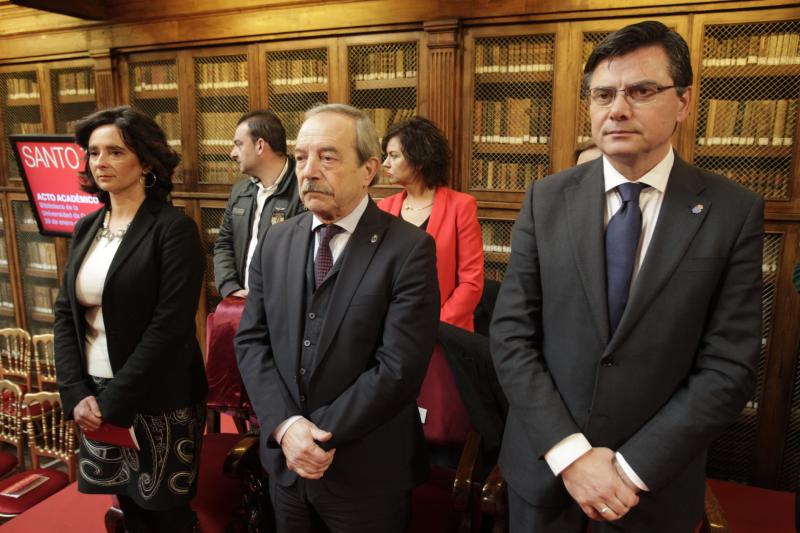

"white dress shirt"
[544,149,675,492]
[244,158,289,290]
[272,194,370,443]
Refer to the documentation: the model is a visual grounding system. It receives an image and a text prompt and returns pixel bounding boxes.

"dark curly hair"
[382,116,450,190]
[74,106,179,204]
[583,21,692,96]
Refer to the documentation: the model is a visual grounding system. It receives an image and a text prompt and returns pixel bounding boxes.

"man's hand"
[231,289,249,298]
[281,418,335,480]
[73,395,103,431]
[561,447,639,521]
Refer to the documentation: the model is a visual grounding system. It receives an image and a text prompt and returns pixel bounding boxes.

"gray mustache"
[302,181,333,196]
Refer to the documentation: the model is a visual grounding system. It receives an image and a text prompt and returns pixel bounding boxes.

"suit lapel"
[104,198,159,288]
[286,214,313,379]
[425,187,447,238]
[312,200,387,374]
[565,160,610,345]
[609,157,710,349]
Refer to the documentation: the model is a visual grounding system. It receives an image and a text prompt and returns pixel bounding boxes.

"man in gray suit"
[491,21,763,532]
[214,110,305,298]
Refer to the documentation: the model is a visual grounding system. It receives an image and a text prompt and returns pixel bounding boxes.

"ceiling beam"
[9,0,107,20]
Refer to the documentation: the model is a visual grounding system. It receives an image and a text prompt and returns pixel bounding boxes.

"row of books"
[475,41,553,73]
[154,112,181,145]
[702,32,800,67]
[269,59,328,86]
[0,281,13,310]
[707,165,789,198]
[132,63,178,93]
[26,242,57,272]
[352,49,416,80]
[472,159,549,190]
[473,98,552,144]
[480,223,512,253]
[196,62,248,90]
[364,107,415,139]
[698,98,796,147]
[0,237,6,264]
[30,285,58,315]
[198,112,241,146]
[201,161,238,184]
[5,78,39,100]
[9,122,43,134]
[56,71,95,97]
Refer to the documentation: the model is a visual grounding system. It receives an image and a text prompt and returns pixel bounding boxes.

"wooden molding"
[9,0,107,20]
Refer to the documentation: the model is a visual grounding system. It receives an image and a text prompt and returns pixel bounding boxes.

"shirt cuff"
[544,433,592,476]
[272,416,303,444]
[615,452,650,491]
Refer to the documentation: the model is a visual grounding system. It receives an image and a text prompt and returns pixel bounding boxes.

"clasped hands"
[281,418,336,480]
[561,447,640,521]
[74,395,103,432]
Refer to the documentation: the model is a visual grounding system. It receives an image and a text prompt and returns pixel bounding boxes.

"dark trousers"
[269,477,411,533]
[508,483,696,533]
[118,495,195,533]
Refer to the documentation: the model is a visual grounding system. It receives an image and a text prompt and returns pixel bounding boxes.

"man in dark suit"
[491,21,763,532]
[235,103,440,532]
[214,109,304,299]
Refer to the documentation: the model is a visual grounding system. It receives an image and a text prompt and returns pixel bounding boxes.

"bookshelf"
[479,218,514,282]
[0,68,43,184]
[692,18,800,209]
[49,64,96,135]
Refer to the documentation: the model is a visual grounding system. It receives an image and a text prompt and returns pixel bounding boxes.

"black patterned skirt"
[78,376,206,511]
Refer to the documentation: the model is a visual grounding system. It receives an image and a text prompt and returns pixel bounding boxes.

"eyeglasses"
[588,83,684,106]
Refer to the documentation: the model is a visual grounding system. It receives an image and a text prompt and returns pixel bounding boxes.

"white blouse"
[75,233,123,379]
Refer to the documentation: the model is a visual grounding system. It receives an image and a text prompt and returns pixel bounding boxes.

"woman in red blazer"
[378,117,484,332]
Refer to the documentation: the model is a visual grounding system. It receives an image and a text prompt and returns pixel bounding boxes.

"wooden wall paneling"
[754,221,800,487]
[90,51,116,110]
[36,63,54,133]
[424,19,461,189]
[246,43,261,111]
[550,22,578,174]
[178,49,199,191]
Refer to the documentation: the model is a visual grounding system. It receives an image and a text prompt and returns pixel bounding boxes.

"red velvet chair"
[701,478,796,533]
[0,380,26,475]
[0,391,73,519]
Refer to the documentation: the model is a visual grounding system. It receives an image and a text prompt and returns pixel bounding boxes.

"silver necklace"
[402,199,434,211]
[96,211,130,244]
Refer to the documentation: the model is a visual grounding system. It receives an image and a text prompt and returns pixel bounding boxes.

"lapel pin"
[691,204,704,214]
[370,234,379,243]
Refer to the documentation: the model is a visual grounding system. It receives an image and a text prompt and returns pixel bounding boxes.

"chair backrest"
[0,328,32,392]
[32,334,56,391]
[22,391,77,482]
[0,379,25,469]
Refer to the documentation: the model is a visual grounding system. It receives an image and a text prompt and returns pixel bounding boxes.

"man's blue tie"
[605,182,646,333]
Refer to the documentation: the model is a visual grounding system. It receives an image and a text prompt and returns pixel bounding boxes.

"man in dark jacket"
[214,109,305,298]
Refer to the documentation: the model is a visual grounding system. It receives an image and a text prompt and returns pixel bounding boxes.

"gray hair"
[304,103,382,184]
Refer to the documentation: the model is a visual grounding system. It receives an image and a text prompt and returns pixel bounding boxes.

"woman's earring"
[141,172,157,189]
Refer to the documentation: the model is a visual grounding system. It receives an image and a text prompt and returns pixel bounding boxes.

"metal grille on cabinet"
[12,202,56,336]
[128,60,183,182]
[348,42,418,186]
[576,32,611,148]
[0,71,42,182]
[195,54,248,185]
[480,219,514,282]
[266,48,329,153]
[470,34,555,192]
[200,207,225,313]
[706,232,783,483]
[694,21,800,200]
[50,67,95,135]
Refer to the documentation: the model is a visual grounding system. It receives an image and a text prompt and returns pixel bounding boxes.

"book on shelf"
[473,158,548,190]
[154,113,180,147]
[0,281,13,309]
[26,242,57,271]
[698,98,796,147]
[202,161,238,184]
[475,40,553,74]
[199,112,241,146]
[702,31,800,67]
[196,61,247,90]
[0,473,49,498]
[353,49,416,81]
[704,164,788,200]
[9,122,44,135]
[57,71,95,97]
[480,223,512,254]
[31,285,55,314]
[473,98,551,144]
[132,63,178,93]
[269,58,327,86]
[5,78,39,100]
[84,423,140,450]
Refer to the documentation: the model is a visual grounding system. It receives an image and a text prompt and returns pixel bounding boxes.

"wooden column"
[89,30,116,109]
[424,19,460,189]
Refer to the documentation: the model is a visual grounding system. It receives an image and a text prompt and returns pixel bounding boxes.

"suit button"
[299,395,306,402]
[308,313,316,320]
[600,356,615,367]
[303,339,311,347]
[298,368,306,376]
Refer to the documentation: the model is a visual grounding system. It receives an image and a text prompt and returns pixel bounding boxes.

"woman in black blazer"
[54,106,206,532]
